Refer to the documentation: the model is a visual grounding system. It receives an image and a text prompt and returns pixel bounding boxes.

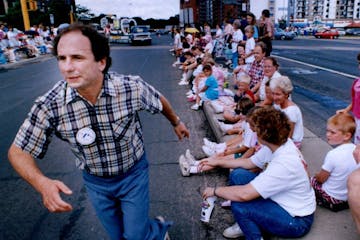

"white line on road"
[273,55,357,79]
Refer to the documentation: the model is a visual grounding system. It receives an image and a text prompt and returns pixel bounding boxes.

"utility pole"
[20,0,30,30]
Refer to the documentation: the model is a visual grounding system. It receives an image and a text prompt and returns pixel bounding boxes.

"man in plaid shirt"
[8,23,189,240]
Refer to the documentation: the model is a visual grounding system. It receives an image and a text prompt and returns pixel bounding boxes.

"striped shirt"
[14,72,163,177]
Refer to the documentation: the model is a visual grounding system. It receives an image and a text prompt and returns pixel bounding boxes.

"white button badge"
[76,127,96,145]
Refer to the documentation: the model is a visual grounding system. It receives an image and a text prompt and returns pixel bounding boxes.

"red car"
[315,29,340,39]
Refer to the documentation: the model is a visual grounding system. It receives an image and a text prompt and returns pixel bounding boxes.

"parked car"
[314,29,339,39]
[274,28,296,40]
[335,27,346,36]
[129,25,152,45]
[345,28,360,36]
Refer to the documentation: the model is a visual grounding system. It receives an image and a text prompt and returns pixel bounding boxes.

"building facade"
[180,0,359,28]
[180,0,249,27]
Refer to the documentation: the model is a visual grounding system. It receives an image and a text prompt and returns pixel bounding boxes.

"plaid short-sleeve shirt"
[14,72,163,177]
[247,58,265,89]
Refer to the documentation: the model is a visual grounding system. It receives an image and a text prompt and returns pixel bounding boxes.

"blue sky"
[76,0,180,19]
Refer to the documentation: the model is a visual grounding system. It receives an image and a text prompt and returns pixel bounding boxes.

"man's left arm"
[160,95,190,140]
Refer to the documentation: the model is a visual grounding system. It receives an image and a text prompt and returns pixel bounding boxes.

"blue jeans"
[229,168,314,240]
[232,51,238,68]
[83,153,171,240]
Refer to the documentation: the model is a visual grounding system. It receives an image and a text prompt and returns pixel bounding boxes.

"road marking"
[273,55,357,79]
[292,68,318,74]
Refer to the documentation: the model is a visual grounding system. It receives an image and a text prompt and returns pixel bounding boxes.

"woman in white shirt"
[270,76,304,148]
[202,107,315,239]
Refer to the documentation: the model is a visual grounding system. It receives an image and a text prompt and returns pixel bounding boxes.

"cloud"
[76,0,179,19]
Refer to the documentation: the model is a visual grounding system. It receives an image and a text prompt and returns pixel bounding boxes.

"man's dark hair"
[53,23,112,74]
[262,9,270,18]
[203,64,212,72]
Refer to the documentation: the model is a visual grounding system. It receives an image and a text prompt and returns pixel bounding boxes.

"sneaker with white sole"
[187,95,196,102]
[203,138,217,149]
[178,80,188,86]
[186,90,193,96]
[223,222,244,238]
[185,149,197,165]
[202,145,216,157]
[215,143,227,153]
[191,103,200,110]
[200,196,217,223]
[179,155,190,176]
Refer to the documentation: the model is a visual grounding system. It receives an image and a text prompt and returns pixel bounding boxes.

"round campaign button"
[76,127,96,145]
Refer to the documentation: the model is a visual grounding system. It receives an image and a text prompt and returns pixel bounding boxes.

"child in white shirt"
[311,113,358,211]
[243,25,255,66]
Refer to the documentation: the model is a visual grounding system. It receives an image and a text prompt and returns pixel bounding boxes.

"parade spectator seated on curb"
[191,64,219,111]
[247,42,266,94]
[270,76,304,148]
[202,107,315,240]
[178,51,196,86]
[255,56,282,105]
[179,102,257,177]
[348,144,360,234]
[233,74,255,104]
[311,113,357,212]
[232,54,248,85]
[208,99,256,156]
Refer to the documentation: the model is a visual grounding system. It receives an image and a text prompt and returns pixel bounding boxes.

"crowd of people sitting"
[171,9,360,240]
[0,23,56,64]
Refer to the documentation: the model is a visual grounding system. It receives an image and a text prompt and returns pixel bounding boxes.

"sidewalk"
[0,54,53,70]
[201,101,358,239]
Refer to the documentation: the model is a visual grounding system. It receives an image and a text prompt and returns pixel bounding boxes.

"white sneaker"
[215,143,227,154]
[200,196,217,223]
[186,90,193,96]
[191,103,200,110]
[179,155,190,176]
[185,149,197,165]
[178,80,188,86]
[203,138,217,149]
[223,222,244,238]
[202,145,216,157]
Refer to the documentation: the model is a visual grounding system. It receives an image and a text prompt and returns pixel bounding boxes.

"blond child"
[311,113,358,211]
[243,25,255,66]
[233,74,256,104]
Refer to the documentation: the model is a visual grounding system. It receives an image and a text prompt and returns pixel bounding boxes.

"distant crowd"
[0,23,57,64]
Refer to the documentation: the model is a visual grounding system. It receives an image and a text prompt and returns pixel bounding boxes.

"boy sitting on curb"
[311,113,358,212]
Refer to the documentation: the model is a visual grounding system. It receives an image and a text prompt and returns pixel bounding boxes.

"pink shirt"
[352,78,360,118]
